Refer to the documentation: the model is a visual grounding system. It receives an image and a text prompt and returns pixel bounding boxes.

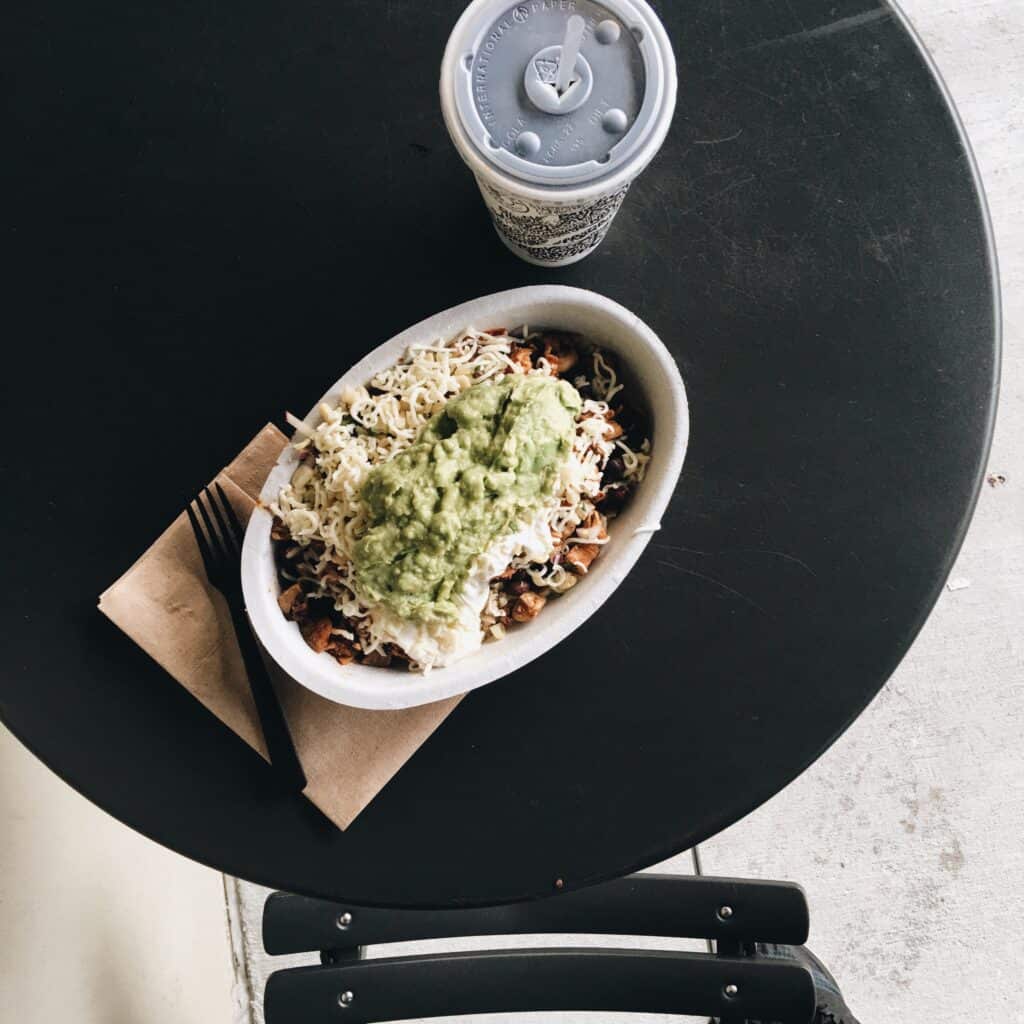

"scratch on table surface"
[739,81,784,107]
[721,279,758,302]
[857,209,902,283]
[690,210,756,255]
[657,559,769,616]
[693,128,744,146]
[680,175,756,217]
[652,542,714,557]
[745,8,893,52]
[739,548,818,577]
[653,542,816,578]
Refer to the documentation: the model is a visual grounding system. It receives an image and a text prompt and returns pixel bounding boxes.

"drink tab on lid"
[444,0,675,189]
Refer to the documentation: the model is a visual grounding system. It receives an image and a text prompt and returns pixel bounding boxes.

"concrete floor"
[0,726,239,1024]
[2,1,1022,1022]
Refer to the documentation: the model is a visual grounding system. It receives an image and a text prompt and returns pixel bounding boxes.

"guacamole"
[353,375,581,622]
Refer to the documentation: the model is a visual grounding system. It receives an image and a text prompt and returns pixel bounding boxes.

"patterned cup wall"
[476,178,631,267]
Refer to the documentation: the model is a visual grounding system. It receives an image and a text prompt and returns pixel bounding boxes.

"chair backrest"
[262,873,815,1024]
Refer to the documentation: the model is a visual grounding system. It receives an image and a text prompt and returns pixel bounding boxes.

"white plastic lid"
[445,0,676,188]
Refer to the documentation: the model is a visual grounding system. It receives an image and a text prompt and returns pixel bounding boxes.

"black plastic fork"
[187,484,307,793]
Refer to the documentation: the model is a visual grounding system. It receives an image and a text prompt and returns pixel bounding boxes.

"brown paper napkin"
[98,424,462,830]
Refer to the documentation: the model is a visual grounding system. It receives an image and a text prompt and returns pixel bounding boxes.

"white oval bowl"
[241,286,688,710]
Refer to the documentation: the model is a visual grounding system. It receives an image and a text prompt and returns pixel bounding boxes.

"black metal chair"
[261,873,838,1024]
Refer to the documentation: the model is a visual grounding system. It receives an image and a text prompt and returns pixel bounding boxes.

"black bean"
[305,597,334,620]
[603,455,626,484]
[614,402,647,437]
[600,484,633,513]
[507,571,532,596]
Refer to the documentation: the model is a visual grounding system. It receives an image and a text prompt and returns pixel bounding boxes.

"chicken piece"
[602,419,624,440]
[541,335,579,376]
[511,590,547,622]
[549,514,579,548]
[508,345,534,373]
[565,543,601,575]
[300,617,333,653]
[326,638,356,665]
[581,510,608,539]
[276,582,305,617]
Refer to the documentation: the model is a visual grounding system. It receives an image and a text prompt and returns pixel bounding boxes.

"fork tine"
[186,503,218,580]
[194,489,226,569]
[205,484,238,556]
[214,482,246,549]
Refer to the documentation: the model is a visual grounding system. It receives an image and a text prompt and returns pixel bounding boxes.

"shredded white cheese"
[271,328,650,671]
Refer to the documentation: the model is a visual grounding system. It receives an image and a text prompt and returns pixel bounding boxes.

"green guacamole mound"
[353,375,582,623]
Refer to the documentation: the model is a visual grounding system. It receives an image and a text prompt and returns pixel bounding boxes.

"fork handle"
[227,599,307,793]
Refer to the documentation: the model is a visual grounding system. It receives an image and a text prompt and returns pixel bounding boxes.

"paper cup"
[441,0,677,266]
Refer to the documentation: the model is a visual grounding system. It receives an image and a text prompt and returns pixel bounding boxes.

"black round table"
[2,0,998,908]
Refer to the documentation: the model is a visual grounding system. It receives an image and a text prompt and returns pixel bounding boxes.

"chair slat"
[264,947,815,1024]
[263,873,809,955]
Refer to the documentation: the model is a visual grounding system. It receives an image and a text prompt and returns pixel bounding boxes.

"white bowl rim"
[241,285,688,710]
